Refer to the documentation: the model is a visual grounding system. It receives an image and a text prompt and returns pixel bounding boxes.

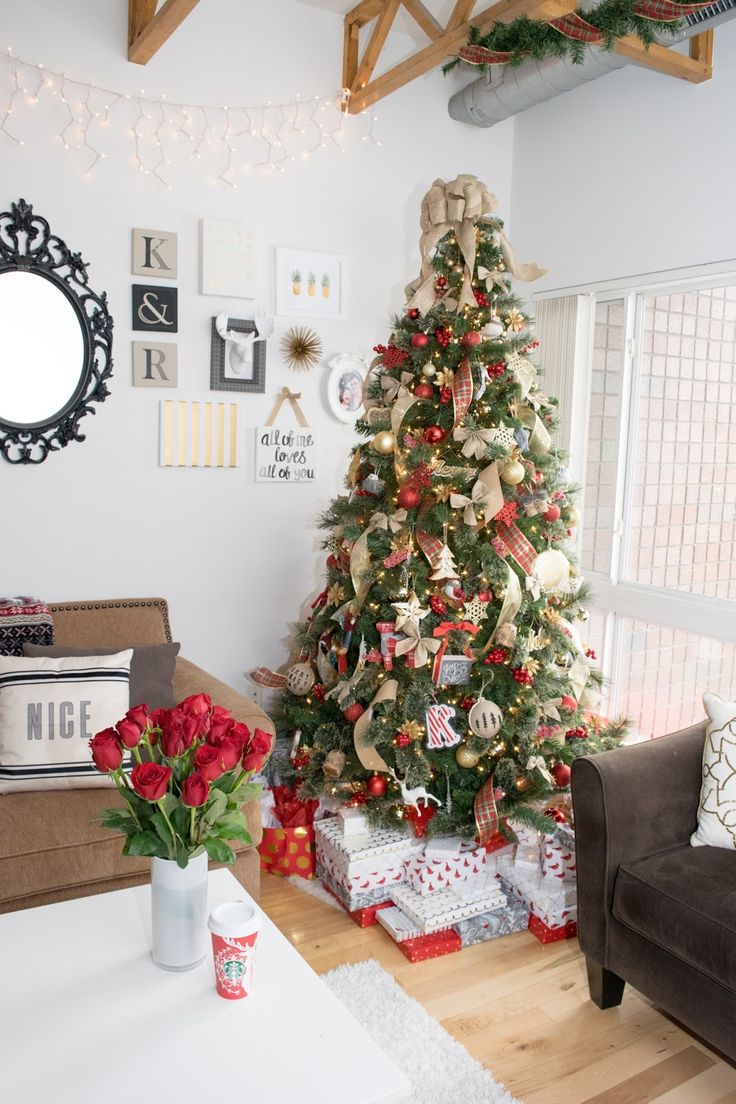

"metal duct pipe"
[447,9,734,128]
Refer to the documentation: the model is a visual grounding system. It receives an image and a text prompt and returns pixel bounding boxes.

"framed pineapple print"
[275,247,346,319]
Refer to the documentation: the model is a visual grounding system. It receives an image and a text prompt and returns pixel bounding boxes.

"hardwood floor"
[260,874,736,1104]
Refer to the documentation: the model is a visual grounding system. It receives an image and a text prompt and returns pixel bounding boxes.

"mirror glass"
[0,269,85,426]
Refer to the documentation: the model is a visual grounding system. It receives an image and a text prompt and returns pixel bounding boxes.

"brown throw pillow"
[22,642,181,710]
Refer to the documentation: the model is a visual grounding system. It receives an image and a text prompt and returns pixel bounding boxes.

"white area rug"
[322,959,520,1104]
[286,874,343,911]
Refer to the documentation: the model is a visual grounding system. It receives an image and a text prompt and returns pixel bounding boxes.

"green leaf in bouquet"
[171,805,190,838]
[217,810,250,833]
[150,810,175,846]
[127,830,166,857]
[228,782,262,808]
[159,793,179,817]
[175,845,190,869]
[203,789,228,825]
[213,824,252,846]
[97,809,138,834]
[204,837,236,865]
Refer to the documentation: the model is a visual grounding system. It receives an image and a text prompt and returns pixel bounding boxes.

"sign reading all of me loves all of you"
[255,387,316,483]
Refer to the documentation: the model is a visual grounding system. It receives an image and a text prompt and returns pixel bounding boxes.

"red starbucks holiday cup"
[208,901,262,1000]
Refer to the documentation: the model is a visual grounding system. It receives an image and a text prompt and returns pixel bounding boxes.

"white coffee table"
[0,869,411,1104]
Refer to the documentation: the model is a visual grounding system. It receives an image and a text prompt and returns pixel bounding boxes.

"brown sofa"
[0,598,272,914]
[572,722,736,1062]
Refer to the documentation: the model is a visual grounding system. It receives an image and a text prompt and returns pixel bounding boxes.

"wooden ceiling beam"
[689,29,714,75]
[128,0,201,65]
[353,0,402,91]
[446,0,479,31]
[346,0,576,112]
[401,0,444,41]
[613,33,713,83]
[346,0,387,28]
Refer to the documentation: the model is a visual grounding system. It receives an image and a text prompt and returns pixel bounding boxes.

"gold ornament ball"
[501,459,525,485]
[422,363,436,378]
[566,504,580,526]
[455,744,480,769]
[371,430,396,455]
[514,775,529,792]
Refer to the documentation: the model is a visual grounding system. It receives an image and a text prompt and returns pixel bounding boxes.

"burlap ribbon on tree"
[349,508,409,608]
[353,679,398,772]
[453,424,495,460]
[394,622,442,668]
[450,463,504,527]
[405,174,547,316]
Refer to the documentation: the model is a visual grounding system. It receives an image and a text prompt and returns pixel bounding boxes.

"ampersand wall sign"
[132,284,178,333]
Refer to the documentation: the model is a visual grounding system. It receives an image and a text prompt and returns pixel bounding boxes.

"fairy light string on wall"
[0,49,380,187]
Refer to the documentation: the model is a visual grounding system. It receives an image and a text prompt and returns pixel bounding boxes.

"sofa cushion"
[0,786,262,910]
[0,651,132,793]
[613,845,736,991]
[24,642,181,710]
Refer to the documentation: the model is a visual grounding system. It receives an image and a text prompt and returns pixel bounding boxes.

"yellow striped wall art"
[159,400,239,468]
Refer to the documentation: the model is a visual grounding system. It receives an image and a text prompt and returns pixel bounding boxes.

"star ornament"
[391,590,430,633]
[463,596,489,626]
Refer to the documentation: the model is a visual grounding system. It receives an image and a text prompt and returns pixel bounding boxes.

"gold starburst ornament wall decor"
[281,326,324,372]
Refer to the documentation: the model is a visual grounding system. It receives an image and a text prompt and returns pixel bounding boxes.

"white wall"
[510,22,736,293]
[0,0,514,688]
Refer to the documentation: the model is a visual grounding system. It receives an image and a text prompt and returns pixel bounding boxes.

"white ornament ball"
[286,662,315,697]
[579,685,601,710]
[469,699,503,739]
[566,504,580,527]
[481,318,504,339]
[533,549,570,591]
[422,363,436,378]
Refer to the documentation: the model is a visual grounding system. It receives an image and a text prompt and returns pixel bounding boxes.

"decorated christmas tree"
[257,174,624,844]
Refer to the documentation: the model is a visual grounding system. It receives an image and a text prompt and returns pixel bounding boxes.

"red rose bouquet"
[90,694,272,868]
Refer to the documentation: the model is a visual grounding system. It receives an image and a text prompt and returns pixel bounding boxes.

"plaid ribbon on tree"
[495,521,538,574]
[416,530,445,570]
[474,776,499,846]
[452,357,474,427]
[634,0,715,18]
[548,12,604,40]
[250,666,288,688]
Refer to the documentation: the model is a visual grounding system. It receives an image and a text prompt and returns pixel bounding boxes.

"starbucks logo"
[222,958,245,981]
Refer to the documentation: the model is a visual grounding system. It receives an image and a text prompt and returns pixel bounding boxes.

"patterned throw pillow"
[691,692,736,851]
[0,597,54,656]
[0,650,132,793]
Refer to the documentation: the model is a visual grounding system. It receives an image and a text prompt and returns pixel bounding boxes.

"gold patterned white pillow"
[691,692,736,850]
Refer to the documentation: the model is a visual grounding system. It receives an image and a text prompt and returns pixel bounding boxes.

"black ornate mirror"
[0,199,113,464]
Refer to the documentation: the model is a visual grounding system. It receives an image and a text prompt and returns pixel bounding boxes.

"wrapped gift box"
[391,880,507,934]
[398,929,462,963]
[499,871,577,932]
[315,817,422,904]
[540,835,576,881]
[528,913,578,944]
[376,905,426,943]
[259,825,315,878]
[404,840,487,897]
[317,861,396,913]
[453,898,530,947]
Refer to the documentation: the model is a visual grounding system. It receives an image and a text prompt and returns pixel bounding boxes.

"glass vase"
[150,850,208,971]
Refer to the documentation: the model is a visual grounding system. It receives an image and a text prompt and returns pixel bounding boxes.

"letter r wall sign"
[131,228,177,279]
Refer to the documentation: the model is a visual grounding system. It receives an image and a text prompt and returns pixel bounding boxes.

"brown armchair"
[572,722,736,1062]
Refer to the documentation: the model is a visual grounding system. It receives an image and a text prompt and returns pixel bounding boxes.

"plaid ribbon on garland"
[495,521,538,574]
[250,666,288,688]
[474,776,499,846]
[458,44,513,64]
[548,12,604,40]
[452,357,474,427]
[634,0,715,18]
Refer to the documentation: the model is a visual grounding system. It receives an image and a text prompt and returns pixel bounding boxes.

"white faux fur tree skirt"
[322,959,520,1104]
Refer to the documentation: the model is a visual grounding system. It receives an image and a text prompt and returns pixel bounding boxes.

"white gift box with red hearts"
[314,817,423,898]
[404,840,488,896]
[390,879,508,933]
[499,866,577,929]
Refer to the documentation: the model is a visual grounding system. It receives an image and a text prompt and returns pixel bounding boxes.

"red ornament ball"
[435,275,448,289]
[477,589,492,602]
[342,702,365,723]
[411,333,429,348]
[543,504,561,523]
[407,308,420,320]
[461,696,476,712]
[413,382,434,400]
[560,695,578,711]
[347,791,368,807]
[429,595,446,615]
[551,762,572,789]
[462,331,482,348]
[366,773,388,797]
[543,806,567,824]
[394,732,412,748]
[439,386,452,404]
[397,486,421,510]
[423,425,446,444]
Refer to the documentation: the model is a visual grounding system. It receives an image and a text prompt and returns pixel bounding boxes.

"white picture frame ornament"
[326,352,370,424]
